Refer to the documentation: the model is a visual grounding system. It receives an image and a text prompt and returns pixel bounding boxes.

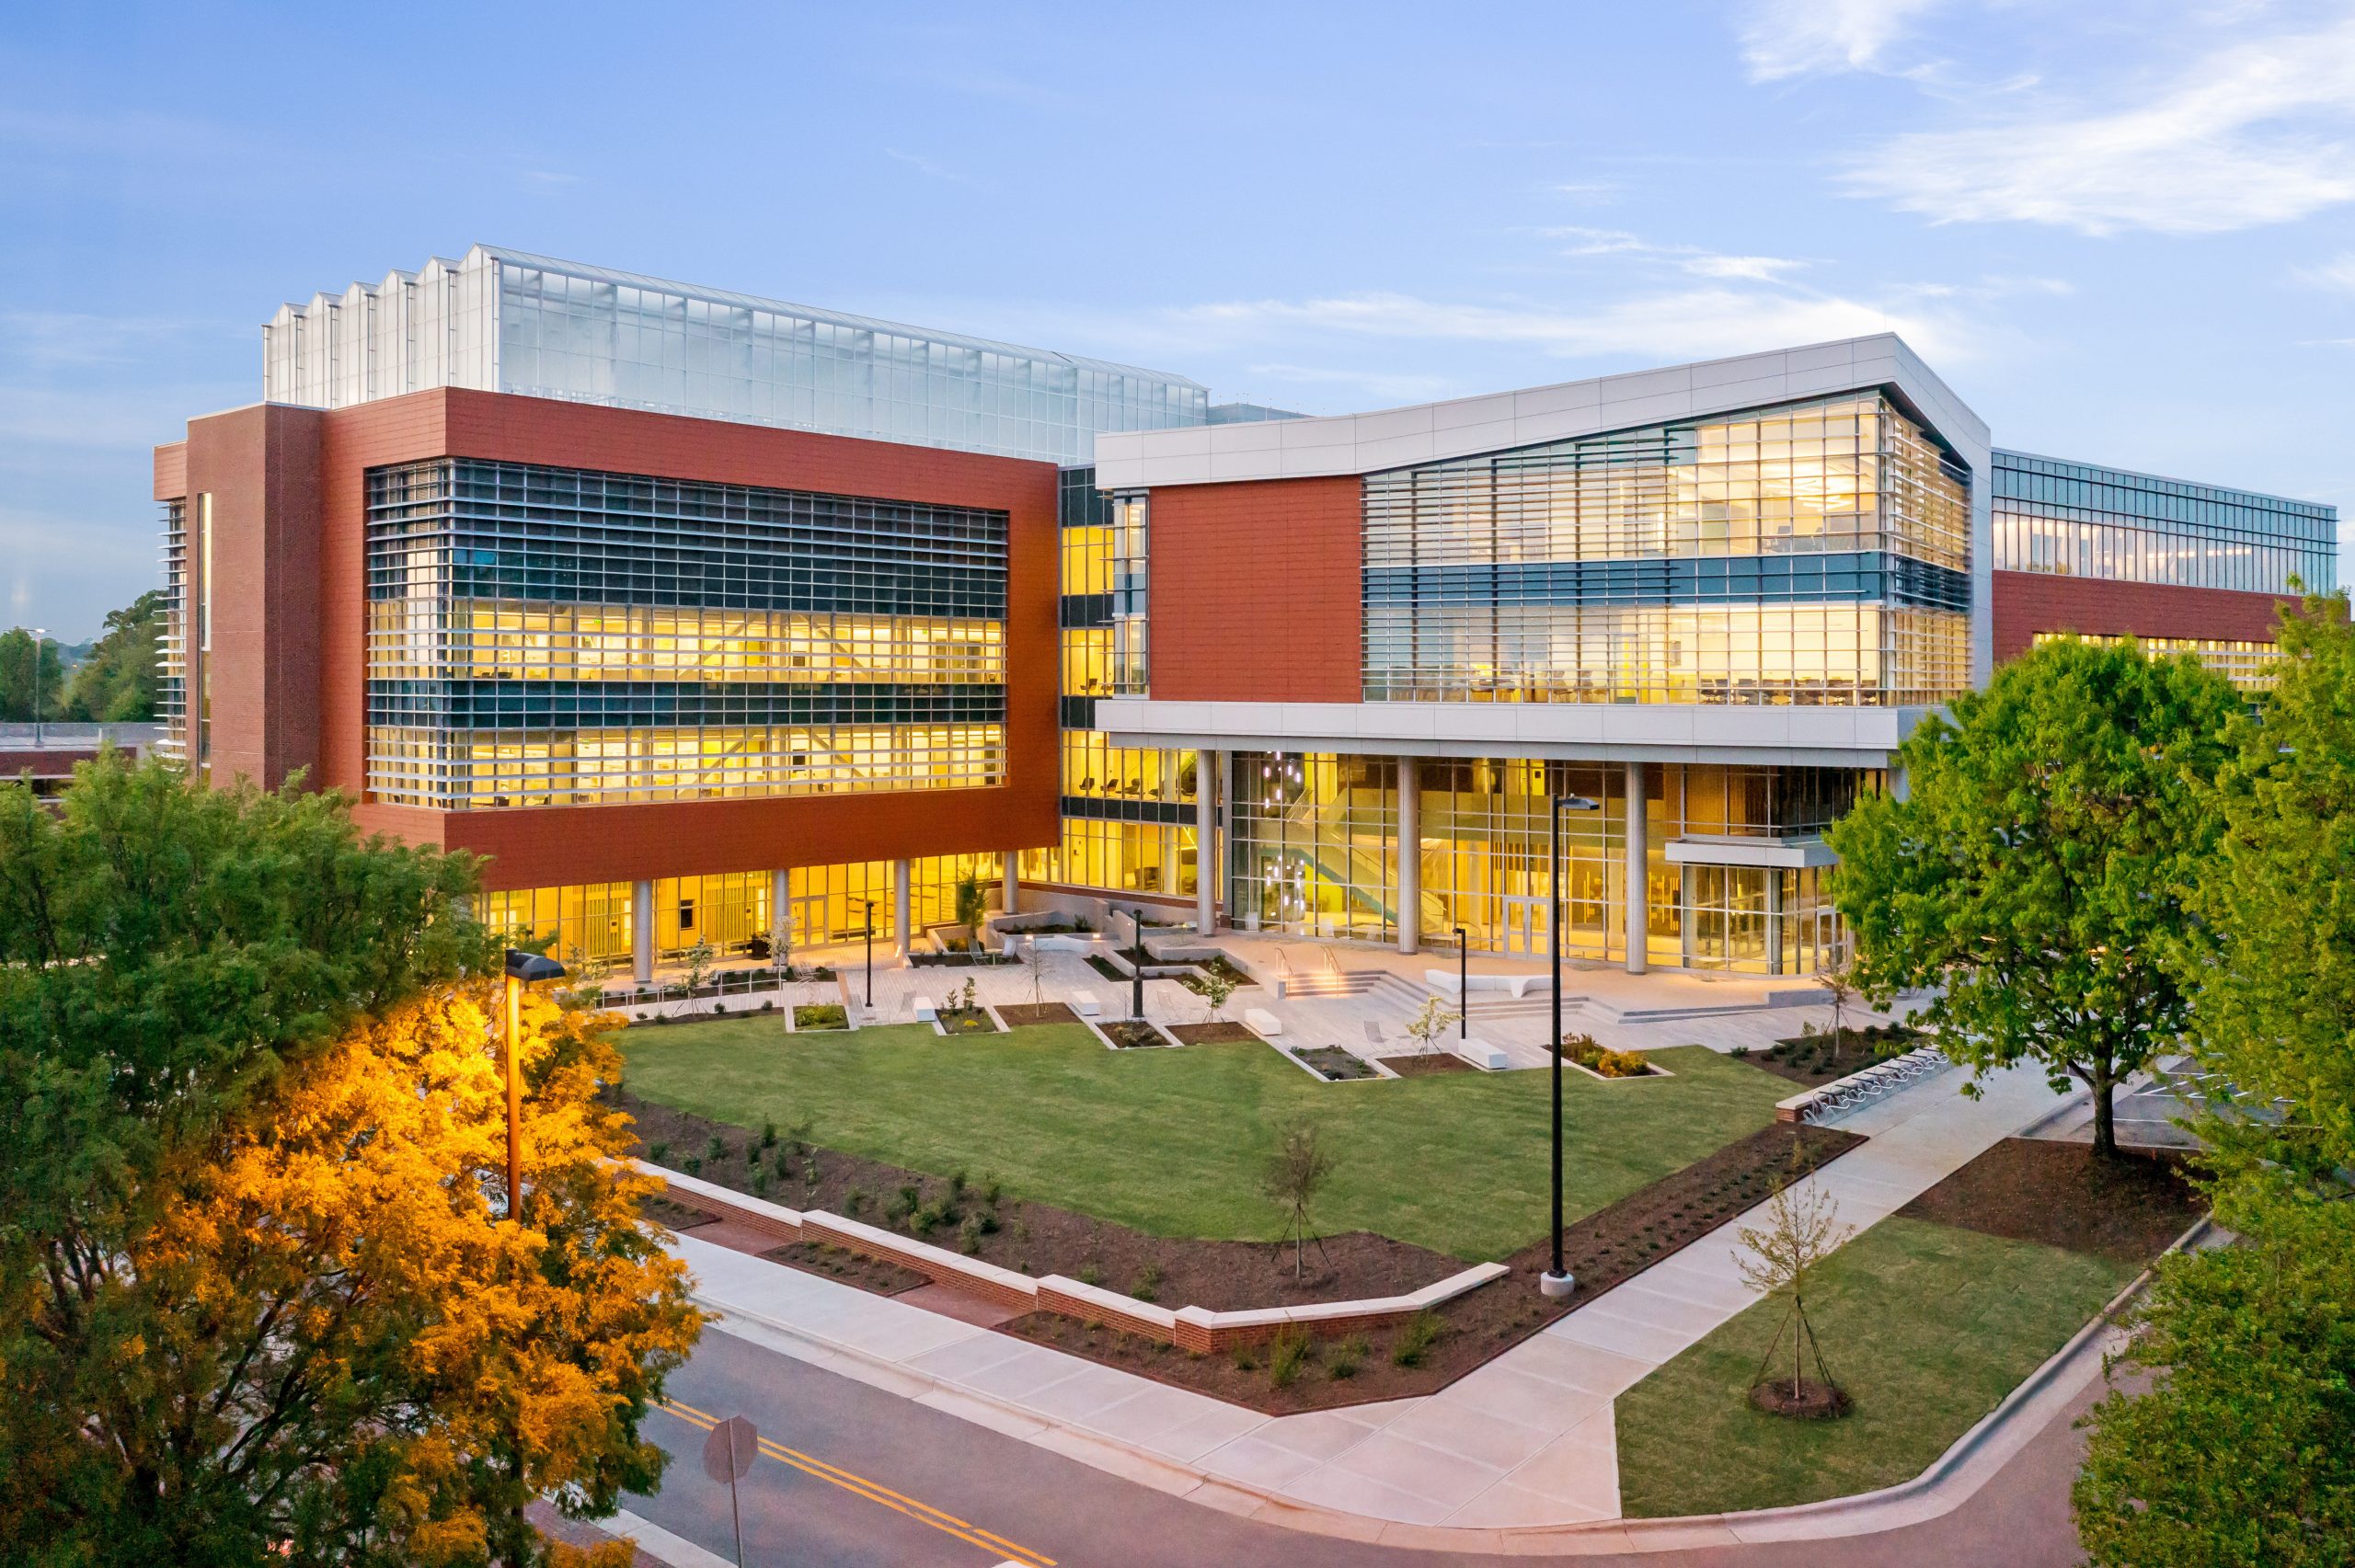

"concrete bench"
[912,995,937,1022]
[1243,1007,1282,1037]
[1456,1038,1511,1071]
[1425,968,1550,999]
[1070,989,1102,1017]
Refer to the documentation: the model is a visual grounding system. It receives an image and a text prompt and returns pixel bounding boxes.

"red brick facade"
[154,388,1060,892]
[1146,475,1363,704]
[1990,569,2298,664]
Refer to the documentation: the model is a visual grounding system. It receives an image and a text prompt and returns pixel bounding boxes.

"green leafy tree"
[0,628,66,725]
[1827,637,2238,1155]
[2074,594,2355,1563]
[0,753,697,1565]
[954,868,988,954]
[60,590,166,722]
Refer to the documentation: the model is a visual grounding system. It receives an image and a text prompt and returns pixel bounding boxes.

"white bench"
[1070,989,1102,1017]
[912,995,938,1021]
[1243,1007,1282,1037]
[1456,1038,1511,1070]
[1426,968,1550,1000]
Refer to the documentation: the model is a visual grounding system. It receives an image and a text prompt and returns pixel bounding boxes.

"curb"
[678,1210,2199,1555]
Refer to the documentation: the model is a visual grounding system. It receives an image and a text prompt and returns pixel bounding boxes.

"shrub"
[682,1155,702,1176]
[647,1139,671,1164]
[705,1135,728,1163]
[949,1169,968,1197]
[1231,1344,1259,1372]
[761,1118,778,1150]
[1129,1264,1164,1303]
[1391,1310,1442,1368]
[752,1170,772,1196]
[843,1187,867,1216]
[957,1213,986,1254]
[1076,1262,1103,1288]
[1328,1334,1368,1380]
[1268,1325,1314,1389]
[982,1175,1003,1207]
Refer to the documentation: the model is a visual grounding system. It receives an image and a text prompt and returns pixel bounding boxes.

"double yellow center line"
[656,1396,1055,1568]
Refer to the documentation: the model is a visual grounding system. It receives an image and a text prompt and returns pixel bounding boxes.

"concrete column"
[1624,761,1648,976]
[1765,866,1785,976]
[769,869,790,962]
[1396,757,1420,956]
[631,878,653,984]
[1001,856,1018,919]
[892,858,913,956]
[1159,826,1181,896]
[1195,749,1219,936]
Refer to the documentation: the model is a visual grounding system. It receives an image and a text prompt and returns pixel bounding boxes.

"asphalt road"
[622,1320,2097,1568]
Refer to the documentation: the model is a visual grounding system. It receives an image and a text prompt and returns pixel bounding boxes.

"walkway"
[666,1061,2074,1541]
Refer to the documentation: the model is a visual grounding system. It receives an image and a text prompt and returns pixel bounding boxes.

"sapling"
[1733,1154,1855,1413]
[1262,1118,1334,1282]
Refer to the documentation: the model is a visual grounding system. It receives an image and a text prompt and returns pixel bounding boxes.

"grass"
[1614,1216,2135,1516]
[615,1020,1787,1261]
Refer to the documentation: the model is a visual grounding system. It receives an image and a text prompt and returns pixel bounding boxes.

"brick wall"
[155,387,1062,889]
[1147,475,1363,703]
[1991,569,2298,663]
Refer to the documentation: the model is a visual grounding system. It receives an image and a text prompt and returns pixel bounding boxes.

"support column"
[892,858,913,957]
[1396,757,1420,956]
[769,870,790,963]
[631,878,653,984]
[1001,856,1018,920]
[1195,749,1219,936]
[1765,866,1785,976]
[1159,826,1181,896]
[1624,761,1648,976]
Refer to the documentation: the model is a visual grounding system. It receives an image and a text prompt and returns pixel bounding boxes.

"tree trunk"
[2090,1057,2117,1158]
[1792,1299,1803,1399]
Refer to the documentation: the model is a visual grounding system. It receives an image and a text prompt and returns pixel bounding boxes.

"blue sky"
[6,0,2355,637]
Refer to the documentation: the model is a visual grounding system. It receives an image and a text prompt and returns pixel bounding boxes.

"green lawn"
[615,1020,1786,1261]
[1615,1216,2135,1516]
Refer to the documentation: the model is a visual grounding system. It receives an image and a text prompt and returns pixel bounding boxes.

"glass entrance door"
[1503,896,1548,956]
[1683,864,1772,971]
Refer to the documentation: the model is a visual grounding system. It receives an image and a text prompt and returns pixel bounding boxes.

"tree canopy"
[2074,595,2355,1563]
[59,591,166,723]
[1827,637,2240,1154]
[0,628,67,725]
[0,755,701,1565]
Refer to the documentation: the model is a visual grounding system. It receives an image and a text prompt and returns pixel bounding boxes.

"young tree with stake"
[1262,1119,1333,1282]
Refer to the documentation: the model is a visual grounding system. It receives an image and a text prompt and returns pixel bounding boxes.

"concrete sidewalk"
[668,1061,2074,1539]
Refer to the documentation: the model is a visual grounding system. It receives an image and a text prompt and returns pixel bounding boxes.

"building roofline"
[1993,447,2337,515]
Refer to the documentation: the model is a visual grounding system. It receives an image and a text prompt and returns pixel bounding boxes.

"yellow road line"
[652,1398,1055,1567]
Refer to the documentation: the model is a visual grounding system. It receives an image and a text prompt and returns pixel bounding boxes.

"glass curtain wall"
[363,458,1008,809]
[1227,754,1869,973]
[1993,451,2335,593]
[1363,394,1971,705]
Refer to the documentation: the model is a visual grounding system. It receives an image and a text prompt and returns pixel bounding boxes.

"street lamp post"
[29,627,46,747]
[1130,906,1147,1021]
[502,949,566,1222]
[1453,924,1469,1041]
[862,898,877,1010]
[1542,792,1600,1299]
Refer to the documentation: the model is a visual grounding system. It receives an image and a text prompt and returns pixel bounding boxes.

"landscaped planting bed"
[1294,1047,1377,1081]
[617,1023,1790,1262]
[763,1240,929,1296]
[1097,1019,1168,1048]
[1376,1052,1476,1077]
[936,1007,1000,1036]
[1614,1137,2202,1516]
[615,1088,1464,1312]
[994,1001,1079,1027]
[1736,1023,1923,1088]
[793,1003,848,1031]
[1166,1020,1257,1045]
[1557,1034,1664,1078]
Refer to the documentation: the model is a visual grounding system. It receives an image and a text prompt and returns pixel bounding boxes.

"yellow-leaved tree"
[14,981,701,1567]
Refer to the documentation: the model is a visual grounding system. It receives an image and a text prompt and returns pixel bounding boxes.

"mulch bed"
[1097,1020,1168,1048]
[1294,1047,1377,1081]
[936,1008,1000,1035]
[1738,1025,1923,1089]
[995,1001,1079,1027]
[1167,1020,1257,1044]
[764,1241,930,1296]
[1896,1138,2204,1265]
[1376,1052,1476,1077]
[613,1090,1866,1416]
[641,1194,717,1231]
[612,1089,1463,1314]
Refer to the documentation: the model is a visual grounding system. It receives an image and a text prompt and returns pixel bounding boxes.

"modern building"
[153,249,2334,981]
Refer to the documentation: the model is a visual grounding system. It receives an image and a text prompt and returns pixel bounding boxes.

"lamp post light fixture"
[1131,906,1148,1021]
[1453,924,1470,1040]
[501,949,567,1222]
[1542,792,1601,1299]
[29,627,46,746]
[862,898,877,1010]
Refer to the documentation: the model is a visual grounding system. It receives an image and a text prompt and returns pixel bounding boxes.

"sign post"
[701,1414,758,1566]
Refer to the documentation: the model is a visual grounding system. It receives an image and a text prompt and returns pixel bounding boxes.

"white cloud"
[2299,253,2355,292]
[1547,226,1810,281]
[1170,284,1977,369]
[1844,17,2355,235]
[1740,0,1948,81]
[1241,362,1456,405]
